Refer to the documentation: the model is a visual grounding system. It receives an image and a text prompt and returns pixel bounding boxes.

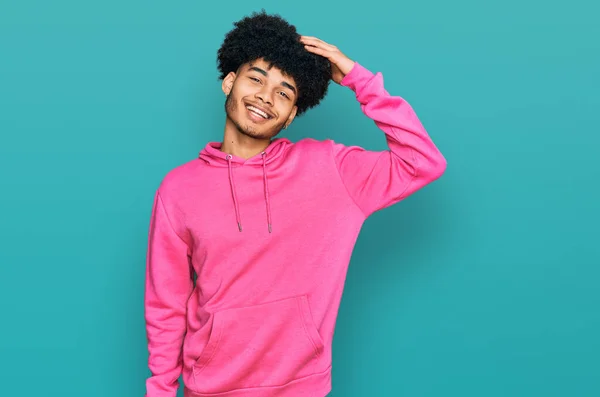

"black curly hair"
[217,10,332,116]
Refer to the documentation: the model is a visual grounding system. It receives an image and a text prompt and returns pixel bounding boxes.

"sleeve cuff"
[339,62,375,91]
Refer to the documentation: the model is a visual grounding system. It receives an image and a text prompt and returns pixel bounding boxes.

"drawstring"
[226,152,273,234]
[262,152,273,233]
[227,155,243,232]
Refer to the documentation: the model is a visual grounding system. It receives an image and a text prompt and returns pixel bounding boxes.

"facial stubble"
[225,92,287,139]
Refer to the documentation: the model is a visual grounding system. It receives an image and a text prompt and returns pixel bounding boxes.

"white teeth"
[247,106,269,119]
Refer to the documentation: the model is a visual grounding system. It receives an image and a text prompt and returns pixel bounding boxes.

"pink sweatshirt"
[144,62,446,397]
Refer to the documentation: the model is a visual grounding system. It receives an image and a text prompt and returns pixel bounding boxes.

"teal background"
[1,0,599,396]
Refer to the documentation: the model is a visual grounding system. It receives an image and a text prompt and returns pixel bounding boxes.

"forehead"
[243,59,297,85]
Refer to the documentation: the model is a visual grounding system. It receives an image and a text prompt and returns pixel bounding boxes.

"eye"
[279,91,290,99]
[249,77,261,83]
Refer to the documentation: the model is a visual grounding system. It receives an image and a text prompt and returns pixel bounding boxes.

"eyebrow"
[248,66,297,95]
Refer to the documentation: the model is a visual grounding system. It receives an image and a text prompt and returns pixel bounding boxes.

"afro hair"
[217,10,332,116]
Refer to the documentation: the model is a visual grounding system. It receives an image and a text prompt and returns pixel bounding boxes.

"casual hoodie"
[144,62,447,397]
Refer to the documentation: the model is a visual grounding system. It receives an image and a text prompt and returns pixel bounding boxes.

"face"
[223,58,299,140]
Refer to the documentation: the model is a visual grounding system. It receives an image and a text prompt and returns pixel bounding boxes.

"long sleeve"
[333,62,447,217]
[144,189,193,397]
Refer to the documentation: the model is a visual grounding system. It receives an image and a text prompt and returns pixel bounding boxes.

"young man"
[144,10,446,397]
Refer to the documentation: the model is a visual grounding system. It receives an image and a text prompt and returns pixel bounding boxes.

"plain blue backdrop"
[1,1,599,396]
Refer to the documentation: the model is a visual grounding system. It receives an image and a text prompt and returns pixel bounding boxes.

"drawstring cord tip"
[268,224,272,233]
[238,222,243,232]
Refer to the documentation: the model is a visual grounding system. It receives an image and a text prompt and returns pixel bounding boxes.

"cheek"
[276,102,294,118]
[225,93,237,113]
[235,81,256,98]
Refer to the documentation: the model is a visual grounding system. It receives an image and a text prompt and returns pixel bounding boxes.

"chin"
[235,116,284,141]
[240,127,280,141]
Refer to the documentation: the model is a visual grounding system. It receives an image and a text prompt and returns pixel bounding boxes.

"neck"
[220,118,272,160]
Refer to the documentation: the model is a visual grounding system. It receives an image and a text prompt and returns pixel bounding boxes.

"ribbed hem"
[184,365,331,397]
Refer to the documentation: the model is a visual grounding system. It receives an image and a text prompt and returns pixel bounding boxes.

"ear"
[222,71,236,95]
[284,105,298,129]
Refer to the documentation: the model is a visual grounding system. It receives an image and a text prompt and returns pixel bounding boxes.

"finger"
[303,41,337,54]
[301,36,334,48]
[300,35,323,42]
[300,36,336,50]
[303,44,332,59]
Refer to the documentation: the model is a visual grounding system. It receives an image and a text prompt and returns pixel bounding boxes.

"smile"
[246,105,273,120]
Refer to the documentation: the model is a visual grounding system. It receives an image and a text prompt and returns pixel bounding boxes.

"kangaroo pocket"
[192,294,325,393]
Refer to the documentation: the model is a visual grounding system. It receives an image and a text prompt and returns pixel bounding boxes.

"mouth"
[245,103,274,122]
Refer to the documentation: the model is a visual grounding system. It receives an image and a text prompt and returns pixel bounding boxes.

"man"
[144,10,446,397]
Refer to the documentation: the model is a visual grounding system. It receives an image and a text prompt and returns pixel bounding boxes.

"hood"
[197,137,293,234]
[198,137,292,167]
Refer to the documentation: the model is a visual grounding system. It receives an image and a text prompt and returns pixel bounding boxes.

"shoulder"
[155,157,203,197]
[291,137,361,158]
[289,137,338,156]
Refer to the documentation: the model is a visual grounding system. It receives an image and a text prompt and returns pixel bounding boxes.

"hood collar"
[199,137,291,167]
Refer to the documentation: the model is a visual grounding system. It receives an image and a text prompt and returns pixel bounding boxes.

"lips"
[245,102,274,120]
[246,108,267,123]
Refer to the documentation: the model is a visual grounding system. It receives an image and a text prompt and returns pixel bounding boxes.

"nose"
[255,86,273,106]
